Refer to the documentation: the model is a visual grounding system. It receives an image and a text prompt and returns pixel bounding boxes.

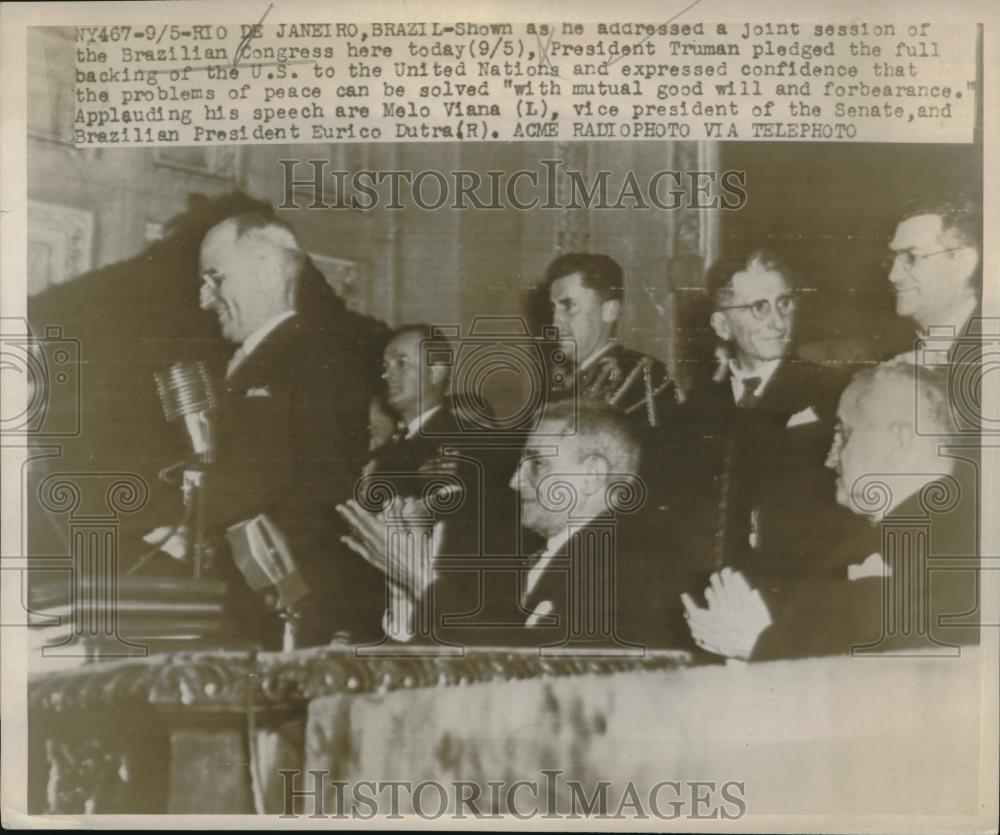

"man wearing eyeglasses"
[886,195,981,356]
[190,212,385,646]
[671,249,851,597]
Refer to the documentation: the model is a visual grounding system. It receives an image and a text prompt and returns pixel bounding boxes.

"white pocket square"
[848,552,892,581]
[787,406,819,427]
[244,386,272,397]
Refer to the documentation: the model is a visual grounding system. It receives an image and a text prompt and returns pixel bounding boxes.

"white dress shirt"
[728,357,782,404]
[523,526,575,602]
[912,295,978,365]
[578,340,616,372]
[225,310,297,379]
[404,404,443,439]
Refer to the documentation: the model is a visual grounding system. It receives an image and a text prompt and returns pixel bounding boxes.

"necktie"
[737,376,762,409]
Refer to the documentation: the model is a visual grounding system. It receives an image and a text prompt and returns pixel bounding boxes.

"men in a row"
[180,194,981,657]
[683,358,980,660]
[340,400,693,651]
[545,253,681,431]
[680,193,983,660]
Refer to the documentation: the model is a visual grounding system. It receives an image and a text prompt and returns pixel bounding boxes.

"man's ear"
[888,420,915,456]
[710,310,731,342]
[582,453,611,494]
[952,246,980,286]
[428,364,449,388]
[601,299,621,326]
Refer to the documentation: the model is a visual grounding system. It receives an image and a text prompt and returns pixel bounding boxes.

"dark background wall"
[718,141,982,364]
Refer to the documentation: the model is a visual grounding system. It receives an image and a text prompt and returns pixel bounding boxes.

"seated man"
[339,400,693,651]
[682,358,980,660]
[545,253,680,431]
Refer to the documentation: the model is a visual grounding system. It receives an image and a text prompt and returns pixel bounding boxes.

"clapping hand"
[336,497,441,601]
[681,567,773,661]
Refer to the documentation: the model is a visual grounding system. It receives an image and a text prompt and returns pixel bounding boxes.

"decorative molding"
[553,142,591,253]
[30,646,691,714]
[152,146,244,183]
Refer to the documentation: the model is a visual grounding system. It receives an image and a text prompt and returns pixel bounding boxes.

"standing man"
[677,249,850,590]
[196,212,384,646]
[545,253,680,431]
[885,195,982,438]
[362,324,516,558]
[887,195,981,354]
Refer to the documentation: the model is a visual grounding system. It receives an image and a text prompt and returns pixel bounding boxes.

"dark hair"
[898,194,981,252]
[544,253,624,303]
[704,248,795,309]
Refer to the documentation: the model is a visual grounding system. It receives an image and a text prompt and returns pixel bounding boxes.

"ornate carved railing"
[28,646,691,814]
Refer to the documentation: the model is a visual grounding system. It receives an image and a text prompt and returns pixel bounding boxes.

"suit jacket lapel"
[224,315,301,393]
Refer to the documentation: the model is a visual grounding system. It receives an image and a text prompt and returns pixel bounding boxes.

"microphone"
[155,361,219,465]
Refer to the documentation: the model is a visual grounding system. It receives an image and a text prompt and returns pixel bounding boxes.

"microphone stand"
[180,467,212,579]
[155,362,220,580]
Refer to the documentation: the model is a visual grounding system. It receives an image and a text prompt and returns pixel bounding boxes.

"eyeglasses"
[717,294,797,321]
[882,246,965,273]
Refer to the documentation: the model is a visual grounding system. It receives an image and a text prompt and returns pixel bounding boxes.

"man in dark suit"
[886,196,983,448]
[193,213,384,646]
[886,194,981,356]
[339,400,692,652]
[683,358,980,660]
[674,249,854,593]
[544,253,680,432]
[361,324,515,558]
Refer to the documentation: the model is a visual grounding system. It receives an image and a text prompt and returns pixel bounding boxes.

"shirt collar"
[524,524,582,601]
[544,526,575,557]
[578,340,617,372]
[728,357,782,401]
[239,310,297,359]
[919,295,978,341]
[405,404,443,439]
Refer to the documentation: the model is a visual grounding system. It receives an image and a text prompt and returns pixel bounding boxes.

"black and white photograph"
[1,1,997,830]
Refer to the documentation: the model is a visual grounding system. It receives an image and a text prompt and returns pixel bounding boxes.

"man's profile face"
[887,213,975,328]
[382,332,423,416]
[826,386,888,513]
[549,272,618,366]
[711,269,795,366]
[510,421,584,537]
[198,224,271,344]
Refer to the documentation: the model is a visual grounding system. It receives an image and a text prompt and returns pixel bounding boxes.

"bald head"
[198,215,305,343]
[827,359,955,515]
